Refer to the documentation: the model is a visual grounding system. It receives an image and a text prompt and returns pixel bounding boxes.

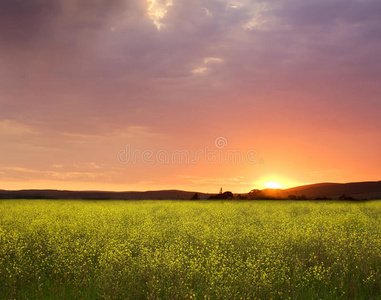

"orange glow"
[265,181,282,189]
[255,175,300,190]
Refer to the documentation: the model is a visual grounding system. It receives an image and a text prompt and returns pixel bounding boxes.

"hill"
[277,181,381,200]
[0,189,207,200]
[0,180,380,200]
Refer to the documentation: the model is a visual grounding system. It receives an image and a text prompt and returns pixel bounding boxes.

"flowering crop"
[0,200,380,299]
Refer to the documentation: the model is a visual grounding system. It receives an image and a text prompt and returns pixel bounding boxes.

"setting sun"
[265,182,282,189]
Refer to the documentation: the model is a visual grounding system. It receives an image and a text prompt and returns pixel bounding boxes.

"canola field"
[0,200,380,299]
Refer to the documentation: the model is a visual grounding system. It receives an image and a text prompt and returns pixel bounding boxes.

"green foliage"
[0,200,380,299]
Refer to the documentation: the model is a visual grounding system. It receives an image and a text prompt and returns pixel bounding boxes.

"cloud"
[0,165,115,182]
[192,57,223,74]
[0,0,59,46]
[0,120,36,136]
[0,0,139,46]
[1,0,380,129]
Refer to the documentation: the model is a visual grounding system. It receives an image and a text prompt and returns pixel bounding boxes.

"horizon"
[2,179,381,195]
[1,0,380,192]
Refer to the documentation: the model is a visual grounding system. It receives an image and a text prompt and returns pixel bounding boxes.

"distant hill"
[276,181,381,200]
[0,180,380,200]
[0,189,208,200]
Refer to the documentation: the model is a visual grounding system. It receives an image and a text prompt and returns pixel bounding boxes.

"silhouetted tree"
[208,191,233,200]
[248,189,266,200]
[190,193,199,200]
[314,196,332,200]
[339,194,356,200]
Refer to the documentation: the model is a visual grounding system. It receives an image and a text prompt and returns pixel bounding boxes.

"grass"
[0,200,380,299]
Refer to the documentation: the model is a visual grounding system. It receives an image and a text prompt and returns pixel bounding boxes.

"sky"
[1,0,380,193]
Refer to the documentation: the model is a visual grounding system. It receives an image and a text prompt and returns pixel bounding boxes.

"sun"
[265,181,282,189]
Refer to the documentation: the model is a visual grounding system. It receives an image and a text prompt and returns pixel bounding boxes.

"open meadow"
[0,200,380,299]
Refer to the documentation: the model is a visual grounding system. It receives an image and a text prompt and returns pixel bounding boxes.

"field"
[0,200,380,299]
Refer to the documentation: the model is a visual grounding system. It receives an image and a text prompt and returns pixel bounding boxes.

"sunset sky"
[1,0,380,193]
